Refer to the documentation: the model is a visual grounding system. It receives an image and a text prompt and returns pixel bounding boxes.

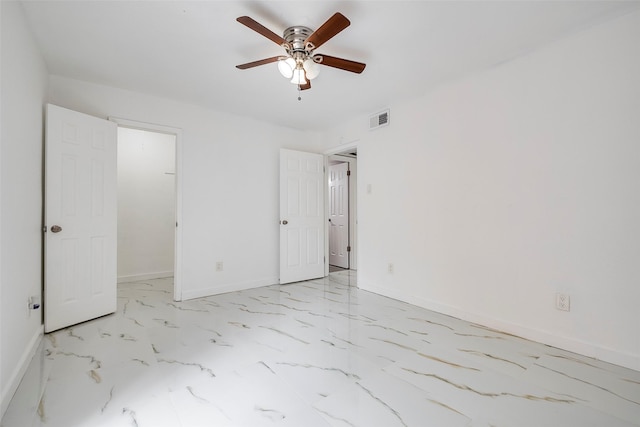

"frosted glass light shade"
[303,58,320,80]
[277,58,296,79]
[290,68,308,85]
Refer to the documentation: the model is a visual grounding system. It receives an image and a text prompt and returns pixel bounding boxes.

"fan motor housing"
[283,26,313,52]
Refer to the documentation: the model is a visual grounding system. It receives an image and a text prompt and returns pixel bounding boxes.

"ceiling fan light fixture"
[236,13,366,94]
[290,68,308,85]
[278,57,296,78]
[303,58,320,80]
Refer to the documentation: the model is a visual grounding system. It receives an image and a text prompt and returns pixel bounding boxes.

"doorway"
[326,148,357,274]
[110,118,183,301]
[328,160,350,269]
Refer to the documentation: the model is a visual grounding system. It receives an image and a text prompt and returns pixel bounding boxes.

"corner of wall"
[1,0,49,418]
[0,328,43,417]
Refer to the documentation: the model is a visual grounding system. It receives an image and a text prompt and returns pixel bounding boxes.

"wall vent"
[369,109,390,130]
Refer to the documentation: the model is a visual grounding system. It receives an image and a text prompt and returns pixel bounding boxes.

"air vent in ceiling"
[369,109,390,130]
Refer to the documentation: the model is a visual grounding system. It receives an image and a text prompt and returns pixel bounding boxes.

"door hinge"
[347,246,351,252]
[347,170,351,176]
[43,226,47,233]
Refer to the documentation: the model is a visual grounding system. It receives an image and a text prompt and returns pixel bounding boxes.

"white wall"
[325,10,640,371]
[117,127,176,282]
[49,76,329,300]
[0,1,49,416]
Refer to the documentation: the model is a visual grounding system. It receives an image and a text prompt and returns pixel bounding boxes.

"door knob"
[51,225,62,233]
[282,220,288,225]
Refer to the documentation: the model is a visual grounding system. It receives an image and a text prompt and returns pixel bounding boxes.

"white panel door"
[280,149,325,284]
[45,104,117,332]
[329,162,349,268]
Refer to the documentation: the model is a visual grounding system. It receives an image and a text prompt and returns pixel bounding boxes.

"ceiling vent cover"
[369,109,390,130]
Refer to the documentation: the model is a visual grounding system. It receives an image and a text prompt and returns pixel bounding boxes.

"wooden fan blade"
[237,16,286,46]
[236,56,281,70]
[316,54,366,74]
[304,12,350,50]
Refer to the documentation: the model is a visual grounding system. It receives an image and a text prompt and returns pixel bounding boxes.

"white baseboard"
[1,326,43,418]
[181,277,279,301]
[359,282,640,372]
[117,271,174,283]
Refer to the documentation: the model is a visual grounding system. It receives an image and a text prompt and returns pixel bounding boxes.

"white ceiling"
[20,0,640,131]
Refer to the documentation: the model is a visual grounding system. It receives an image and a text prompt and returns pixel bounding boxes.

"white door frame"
[108,117,184,301]
[323,141,358,277]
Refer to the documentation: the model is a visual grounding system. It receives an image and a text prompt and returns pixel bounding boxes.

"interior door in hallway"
[329,162,349,268]
[279,149,325,284]
[44,104,117,332]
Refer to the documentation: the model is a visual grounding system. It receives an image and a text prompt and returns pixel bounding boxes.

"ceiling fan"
[235,12,366,93]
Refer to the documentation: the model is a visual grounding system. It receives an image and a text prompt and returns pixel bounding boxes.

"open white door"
[44,104,117,332]
[329,162,349,268]
[280,149,325,284]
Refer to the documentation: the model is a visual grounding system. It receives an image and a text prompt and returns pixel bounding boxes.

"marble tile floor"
[2,271,639,427]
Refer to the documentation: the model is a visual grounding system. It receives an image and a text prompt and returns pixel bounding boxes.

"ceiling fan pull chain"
[298,85,302,101]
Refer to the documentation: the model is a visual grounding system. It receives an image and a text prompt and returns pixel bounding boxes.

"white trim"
[1,327,43,417]
[117,271,174,284]
[323,139,358,157]
[109,117,181,136]
[323,156,330,277]
[181,277,279,301]
[108,117,184,302]
[359,281,640,372]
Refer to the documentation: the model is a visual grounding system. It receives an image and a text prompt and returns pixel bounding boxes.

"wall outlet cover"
[556,293,570,311]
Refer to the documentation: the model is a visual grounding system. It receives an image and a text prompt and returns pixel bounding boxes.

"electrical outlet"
[215,261,223,272]
[556,293,570,311]
[388,263,394,274]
